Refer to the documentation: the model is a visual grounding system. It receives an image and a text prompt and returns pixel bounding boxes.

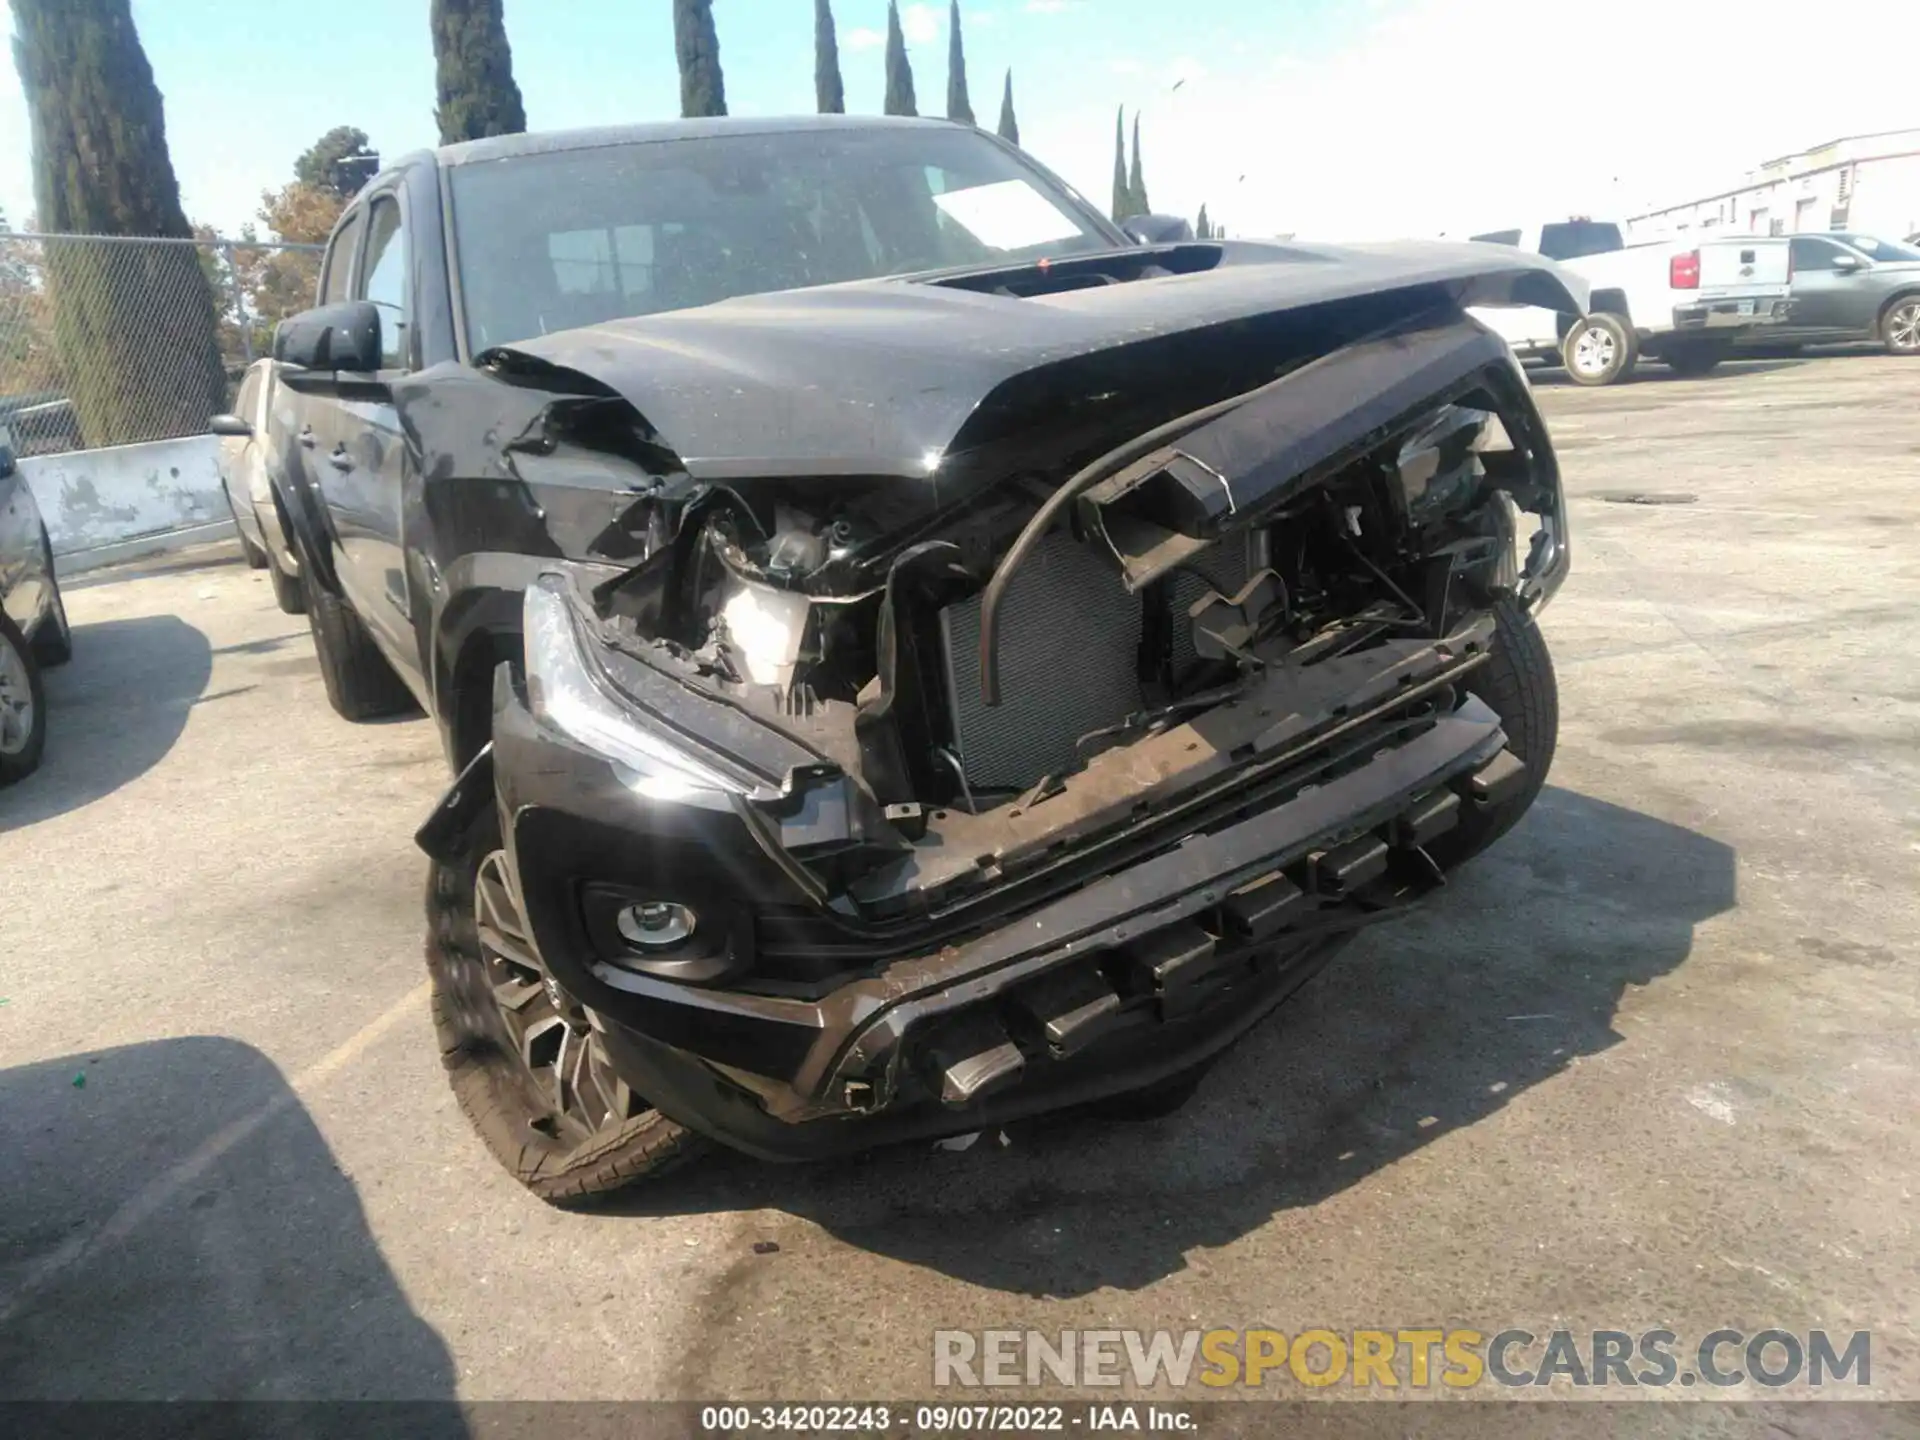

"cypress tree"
[945,1,973,125]
[996,68,1020,145]
[1110,107,1130,221]
[814,0,845,114]
[430,0,526,145]
[1129,114,1150,216]
[673,0,728,119]
[295,126,379,199]
[883,1,918,117]
[11,0,227,446]
[1195,203,1211,240]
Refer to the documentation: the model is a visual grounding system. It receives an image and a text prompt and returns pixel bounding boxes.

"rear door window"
[1537,221,1623,260]
[1789,238,1848,272]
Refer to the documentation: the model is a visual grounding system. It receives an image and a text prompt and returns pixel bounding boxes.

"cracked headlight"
[522,574,744,805]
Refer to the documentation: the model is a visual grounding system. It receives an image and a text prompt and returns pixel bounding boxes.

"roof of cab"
[419,114,965,170]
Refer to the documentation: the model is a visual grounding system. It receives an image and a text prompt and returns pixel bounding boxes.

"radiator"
[1166,537,1254,675]
[937,532,1143,790]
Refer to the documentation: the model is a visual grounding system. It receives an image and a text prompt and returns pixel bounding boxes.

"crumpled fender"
[415,743,495,863]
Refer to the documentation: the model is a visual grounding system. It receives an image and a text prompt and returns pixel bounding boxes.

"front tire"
[302,571,415,721]
[0,612,47,787]
[425,801,706,1203]
[1561,313,1638,386]
[1431,597,1558,867]
[1882,296,1920,356]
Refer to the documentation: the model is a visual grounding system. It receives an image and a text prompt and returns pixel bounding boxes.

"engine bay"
[568,312,1562,915]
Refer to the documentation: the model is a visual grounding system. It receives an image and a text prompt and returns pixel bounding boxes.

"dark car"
[268,116,1581,1202]
[1766,233,1920,354]
[0,420,74,785]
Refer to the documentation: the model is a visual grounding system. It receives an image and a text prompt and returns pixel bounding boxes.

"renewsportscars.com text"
[932,1328,1871,1390]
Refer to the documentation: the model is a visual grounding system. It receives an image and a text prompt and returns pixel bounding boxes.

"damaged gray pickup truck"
[268,116,1579,1201]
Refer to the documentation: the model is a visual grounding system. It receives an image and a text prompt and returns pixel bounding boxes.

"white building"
[1627,129,1920,243]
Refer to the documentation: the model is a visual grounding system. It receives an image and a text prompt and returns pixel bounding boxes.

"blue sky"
[2,0,1916,243]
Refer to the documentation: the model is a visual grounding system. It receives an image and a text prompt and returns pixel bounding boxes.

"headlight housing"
[522,574,747,806]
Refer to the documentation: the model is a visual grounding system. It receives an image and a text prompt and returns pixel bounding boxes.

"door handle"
[327,449,353,472]
[298,428,317,449]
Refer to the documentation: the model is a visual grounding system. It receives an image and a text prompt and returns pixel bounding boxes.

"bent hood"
[493,239,1585,483]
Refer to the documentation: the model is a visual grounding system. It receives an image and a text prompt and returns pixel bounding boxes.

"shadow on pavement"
[1529,357,1807,387]
[0,1036,462,1422]
[0,615,211,834]
[627,785,1736,1297]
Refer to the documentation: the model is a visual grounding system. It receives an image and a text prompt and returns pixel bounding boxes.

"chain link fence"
[0,230,324,457]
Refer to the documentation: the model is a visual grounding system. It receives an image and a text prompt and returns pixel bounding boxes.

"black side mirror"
[274,300,383,376]
[1120,214,1196,246]
[208,413,253,438]
[0,423,15,479]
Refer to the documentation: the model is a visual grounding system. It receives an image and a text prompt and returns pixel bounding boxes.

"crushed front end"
[470,298,1570,1160]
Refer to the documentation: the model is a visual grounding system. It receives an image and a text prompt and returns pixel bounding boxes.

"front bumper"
[1672,295,1793,331]
[481,652,1523,1161]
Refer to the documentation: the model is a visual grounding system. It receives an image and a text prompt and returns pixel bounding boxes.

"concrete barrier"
[21,434,227,558]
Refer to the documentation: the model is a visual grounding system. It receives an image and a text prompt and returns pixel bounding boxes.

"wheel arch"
[271,463,344,596]
[437,595,525,772]
[1587,289,1631,322]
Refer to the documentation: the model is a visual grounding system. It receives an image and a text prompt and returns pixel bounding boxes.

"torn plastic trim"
[523,572,781,806]
[803,699,1510,1108]
[539,569,911,865]
[1076,313,1520,595]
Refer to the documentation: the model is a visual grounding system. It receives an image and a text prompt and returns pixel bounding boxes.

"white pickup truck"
[1466,219,1793,385]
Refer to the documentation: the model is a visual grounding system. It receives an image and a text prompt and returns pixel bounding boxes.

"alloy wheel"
[1887,301,1920,353]
[0,632,33,756]
[1571,326,1616,378]
[471,849,644,1145]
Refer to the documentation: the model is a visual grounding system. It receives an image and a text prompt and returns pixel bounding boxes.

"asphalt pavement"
[2,353,1917,1415]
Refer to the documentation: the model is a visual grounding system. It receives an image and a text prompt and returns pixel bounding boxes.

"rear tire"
[1663,341,1727,377]
[266,546,305,616]
[426,801,706,1203]
[31,530,73,668]
[302,571,416,721]
[1881,296,1920,356]
[0,612,47,787]
[1561,313,1637,386]
[1430,597,1558,867]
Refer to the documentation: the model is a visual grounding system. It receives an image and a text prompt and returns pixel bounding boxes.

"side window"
[1790,238,1844,272]
[321,209,364,304]
[358,197,410,369]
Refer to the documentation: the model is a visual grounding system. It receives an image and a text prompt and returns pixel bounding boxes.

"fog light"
[615,901,697,952]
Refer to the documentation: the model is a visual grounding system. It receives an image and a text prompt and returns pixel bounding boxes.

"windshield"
[447,126,1116,349]
[1833,233,1920,262]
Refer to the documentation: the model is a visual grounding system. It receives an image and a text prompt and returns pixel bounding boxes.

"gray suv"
[1765,233,1920,355]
